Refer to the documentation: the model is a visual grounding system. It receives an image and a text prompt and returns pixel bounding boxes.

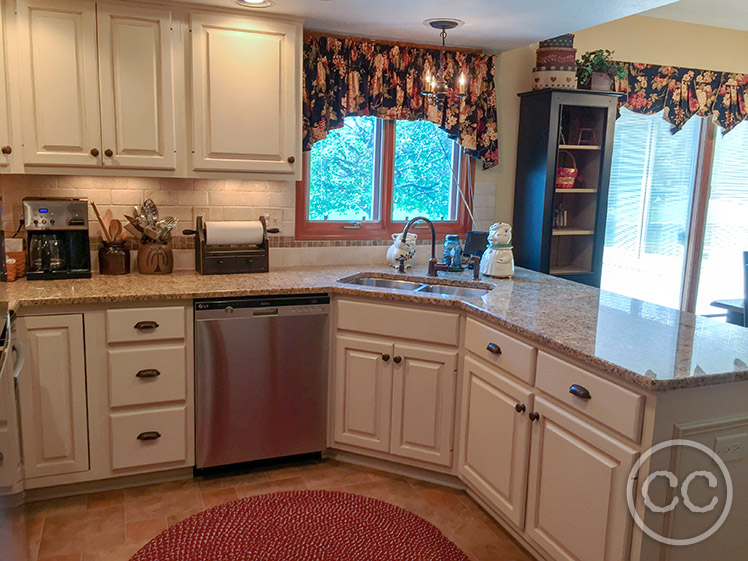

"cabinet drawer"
[110,407,187,470]
[465,318,536,384]
[337,299,459,346]
[108,345,187,407]
[535,352,645,442]
[106,307,185,343]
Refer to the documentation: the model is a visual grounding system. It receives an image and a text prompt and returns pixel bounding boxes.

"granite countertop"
[6,265,748,392]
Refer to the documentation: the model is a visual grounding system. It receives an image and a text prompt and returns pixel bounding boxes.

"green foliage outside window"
[308,116,459,222]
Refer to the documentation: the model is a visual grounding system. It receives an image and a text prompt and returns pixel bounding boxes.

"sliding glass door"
[602,109,748,319]
[695,122,748,315]
[601,109,700,309]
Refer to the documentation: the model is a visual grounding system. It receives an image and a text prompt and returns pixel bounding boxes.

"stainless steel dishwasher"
[195,294,329,469]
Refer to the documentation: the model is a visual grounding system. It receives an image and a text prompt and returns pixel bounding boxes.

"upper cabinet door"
[190,12,300,174]
[17,0,101,167]
[97,3,176,170]
[0,2,14,169]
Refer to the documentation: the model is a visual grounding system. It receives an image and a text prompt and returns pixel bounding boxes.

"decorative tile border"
[89,235,435,251]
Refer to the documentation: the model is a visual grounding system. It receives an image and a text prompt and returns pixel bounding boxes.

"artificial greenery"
[575,49,626,85]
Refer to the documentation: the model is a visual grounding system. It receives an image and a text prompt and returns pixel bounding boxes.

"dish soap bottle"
[443,235,464,271]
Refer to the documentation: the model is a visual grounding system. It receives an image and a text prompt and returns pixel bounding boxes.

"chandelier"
[421,20,468,110]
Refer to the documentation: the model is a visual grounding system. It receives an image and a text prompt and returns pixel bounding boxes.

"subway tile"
[193,179,225,191]
[222,206,256,221]
[177,191,209,206]
[143,190,179,205]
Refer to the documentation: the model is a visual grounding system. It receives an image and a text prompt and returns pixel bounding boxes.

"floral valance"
[614,62,748,133]
[303,33,498,169]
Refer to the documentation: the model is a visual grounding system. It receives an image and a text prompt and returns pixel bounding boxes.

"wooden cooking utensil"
[108,219,123,241]
[103,209,113,232]
[90,201,112,243]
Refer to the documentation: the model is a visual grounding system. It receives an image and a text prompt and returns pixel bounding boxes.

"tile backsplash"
[0,175,497,271]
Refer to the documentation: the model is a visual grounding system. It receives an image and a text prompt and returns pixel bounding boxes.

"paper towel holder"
[182,215,279,275]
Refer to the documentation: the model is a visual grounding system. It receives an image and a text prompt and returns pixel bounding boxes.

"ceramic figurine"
[480,223,515,278]
[386,232,417,268]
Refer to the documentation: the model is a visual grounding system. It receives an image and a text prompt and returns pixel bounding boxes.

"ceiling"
[174,0,677,51]
[643,0,748,32]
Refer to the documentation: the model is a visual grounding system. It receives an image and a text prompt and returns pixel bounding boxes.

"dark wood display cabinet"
[512,89,622,287]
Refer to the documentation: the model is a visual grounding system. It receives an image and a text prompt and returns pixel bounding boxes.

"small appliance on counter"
[183,216,279,275]
[23,198,91,280]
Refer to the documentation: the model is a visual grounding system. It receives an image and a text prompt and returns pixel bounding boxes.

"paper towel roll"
[204,221,264,246]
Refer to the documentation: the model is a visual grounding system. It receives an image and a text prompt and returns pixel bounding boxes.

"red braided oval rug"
[130,490,469,561]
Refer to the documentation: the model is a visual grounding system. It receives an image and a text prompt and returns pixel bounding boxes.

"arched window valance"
[303,33,499,169]
[614,62,748,133]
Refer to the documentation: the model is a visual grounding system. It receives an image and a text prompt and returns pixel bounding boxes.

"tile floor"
[25,459,533,561]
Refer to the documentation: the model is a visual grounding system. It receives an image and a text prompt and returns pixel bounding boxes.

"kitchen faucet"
[398,216,451,277]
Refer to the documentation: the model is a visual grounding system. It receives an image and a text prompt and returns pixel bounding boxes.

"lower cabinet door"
[110,407,187,470]
[390,342,457,466]
[333,335,393,452]
[459,355,533,527]
[524,397,638,561]
[17,314,89,479]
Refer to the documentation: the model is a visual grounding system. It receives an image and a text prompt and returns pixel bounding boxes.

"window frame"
[295,119,475,241]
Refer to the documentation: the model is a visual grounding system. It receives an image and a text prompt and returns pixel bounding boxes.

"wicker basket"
[555,150,577,189]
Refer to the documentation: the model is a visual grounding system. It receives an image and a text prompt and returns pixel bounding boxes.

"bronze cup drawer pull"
[136,369,161,379]
[134,320,159,330]
[486,343,502,355]
[137,431,161,441]
[569,384,592,400]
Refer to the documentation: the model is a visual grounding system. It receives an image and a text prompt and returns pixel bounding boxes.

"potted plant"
[575,49,626,91]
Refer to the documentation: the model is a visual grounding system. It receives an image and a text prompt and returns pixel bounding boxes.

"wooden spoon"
[103,209,113,232]
[108,219,123,241]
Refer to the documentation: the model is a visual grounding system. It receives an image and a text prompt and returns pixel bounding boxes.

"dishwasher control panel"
[195,294,330,320]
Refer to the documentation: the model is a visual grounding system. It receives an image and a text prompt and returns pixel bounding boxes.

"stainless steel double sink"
[341,276,491,298]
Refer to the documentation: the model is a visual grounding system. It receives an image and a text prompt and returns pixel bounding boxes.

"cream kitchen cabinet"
[333,332,458,467]
[0,0,18,171]
[189,11,301,176]
[16,314,89,479]
[459,355,533,528]
[17,0,177,170]
[0,333,22,490]
[524,397,637,561]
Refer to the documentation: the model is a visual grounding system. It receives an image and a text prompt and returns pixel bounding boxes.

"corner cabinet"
[189,12,301,175]
[512,89,622,287]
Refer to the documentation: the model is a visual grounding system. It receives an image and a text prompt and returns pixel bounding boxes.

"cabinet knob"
[104,148,114,158]
[137,431,161,441]
[569,384,592,400]
[486,343,502,355]
[287,156,295,164]
[528,411,540,422]
[381,353,390,362]
[1,145,11,155]
[393,356,402,364]
[90,148,99,157]
[136,369,161,379]
[515,403,526,413]
[134,320,159,330]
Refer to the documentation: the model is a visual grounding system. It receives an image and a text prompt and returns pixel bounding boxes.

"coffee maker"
[24,198,91,280]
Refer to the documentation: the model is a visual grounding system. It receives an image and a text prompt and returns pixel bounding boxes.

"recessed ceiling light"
[235,0,273,8]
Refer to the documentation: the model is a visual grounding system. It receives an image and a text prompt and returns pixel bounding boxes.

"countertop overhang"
[6,265,748,392]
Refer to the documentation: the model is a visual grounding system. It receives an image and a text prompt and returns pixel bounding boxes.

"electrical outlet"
[714,433,748,462]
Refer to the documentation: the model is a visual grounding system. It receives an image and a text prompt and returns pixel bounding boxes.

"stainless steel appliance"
[24,198,91,280]
[195,294,329,469]
[183,215,279,275]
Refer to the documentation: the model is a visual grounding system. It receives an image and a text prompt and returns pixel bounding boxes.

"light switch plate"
[714,433,748,462]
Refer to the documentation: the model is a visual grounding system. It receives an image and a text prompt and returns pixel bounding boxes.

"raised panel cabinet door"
[525,397,638,561]
[458,355,533,527]
[190,12,301,174]
[97,3,176,170]
[17,0,101,167]
[17,314,89,479]
[333,335,393,452]
[390,342,457,466]
[0,2,13,169]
